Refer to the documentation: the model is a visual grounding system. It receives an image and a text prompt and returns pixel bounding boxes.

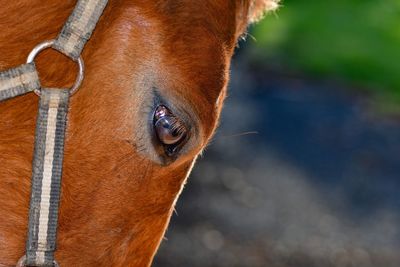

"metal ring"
[17,255,59,267]
[26,39,85,96]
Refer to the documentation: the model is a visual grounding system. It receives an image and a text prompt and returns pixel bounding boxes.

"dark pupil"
[154,106,186,146]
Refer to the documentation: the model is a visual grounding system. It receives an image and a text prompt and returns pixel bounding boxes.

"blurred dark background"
[154,1,400,266]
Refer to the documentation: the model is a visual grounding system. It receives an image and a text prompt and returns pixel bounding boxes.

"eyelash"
[167,117,186,135]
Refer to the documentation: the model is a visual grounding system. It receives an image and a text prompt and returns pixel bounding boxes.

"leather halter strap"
[0,63,40,102]
[25,89,70,267]
[0,0,109,266]
[53,0,108,60]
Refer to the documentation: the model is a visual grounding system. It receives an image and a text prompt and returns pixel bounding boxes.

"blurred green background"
[249,0,400,112]
[154,2,400,267]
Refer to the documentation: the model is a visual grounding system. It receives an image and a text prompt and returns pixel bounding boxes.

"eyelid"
[149,89,202,164]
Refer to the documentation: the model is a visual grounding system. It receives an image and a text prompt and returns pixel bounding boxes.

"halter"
[0,1,108,266]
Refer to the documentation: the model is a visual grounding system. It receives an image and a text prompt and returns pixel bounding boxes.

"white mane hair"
[249,0,280,23]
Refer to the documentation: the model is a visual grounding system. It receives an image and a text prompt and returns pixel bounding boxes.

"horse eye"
[153,105,187,156]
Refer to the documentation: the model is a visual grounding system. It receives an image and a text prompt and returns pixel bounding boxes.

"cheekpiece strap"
[52,0,109,60]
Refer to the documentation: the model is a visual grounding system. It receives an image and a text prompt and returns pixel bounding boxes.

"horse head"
[0,1,278,266]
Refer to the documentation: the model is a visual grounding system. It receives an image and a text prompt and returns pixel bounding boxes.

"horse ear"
[248,0,280,23]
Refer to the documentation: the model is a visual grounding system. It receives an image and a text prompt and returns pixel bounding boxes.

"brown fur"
[0,1,278,266]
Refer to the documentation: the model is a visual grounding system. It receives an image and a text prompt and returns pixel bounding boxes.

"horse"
[0,1,278,266]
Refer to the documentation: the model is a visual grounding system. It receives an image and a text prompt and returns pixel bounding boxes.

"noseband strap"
[0,63,40,102]
[0,0,109,266]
